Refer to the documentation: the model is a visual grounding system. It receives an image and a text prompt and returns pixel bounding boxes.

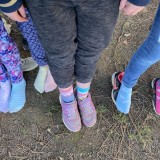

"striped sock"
[76,82,91,100]
[59,85,75,103]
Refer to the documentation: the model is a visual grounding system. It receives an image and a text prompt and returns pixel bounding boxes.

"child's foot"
[60,96,81,132]
[151,78,160,115]
[0,79,11,113]
[34,65,48,93]
[77,93,97,127]
[9,79,26,113]
[21,57,38,72]
[44,69,57,92]
[111,72,132,114]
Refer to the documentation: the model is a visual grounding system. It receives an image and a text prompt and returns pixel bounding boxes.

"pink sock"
[45,69,57,92]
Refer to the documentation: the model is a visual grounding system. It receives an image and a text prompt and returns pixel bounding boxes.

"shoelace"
[21,59,29,64]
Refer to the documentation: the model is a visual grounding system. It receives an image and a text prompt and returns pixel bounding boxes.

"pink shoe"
[60,97,81,132]
[151,78,160,115]
[78,93,97,127]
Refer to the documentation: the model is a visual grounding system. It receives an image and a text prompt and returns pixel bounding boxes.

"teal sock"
[9,79,26,113]
[116,83,132,114]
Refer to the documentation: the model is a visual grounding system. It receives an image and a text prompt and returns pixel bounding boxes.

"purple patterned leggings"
[0,9,47,83]
[0,18,23,83]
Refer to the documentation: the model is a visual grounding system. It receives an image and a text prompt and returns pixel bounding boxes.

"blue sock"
[116,83,132,114]
[0,79,11,113]
[9,79,26,113]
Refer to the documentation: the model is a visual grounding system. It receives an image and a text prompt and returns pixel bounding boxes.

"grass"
[96,105,109,114]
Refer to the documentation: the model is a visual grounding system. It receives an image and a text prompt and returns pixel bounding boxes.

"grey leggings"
[26,0,120,88]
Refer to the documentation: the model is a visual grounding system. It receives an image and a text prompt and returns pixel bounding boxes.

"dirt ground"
[0,1,160,160]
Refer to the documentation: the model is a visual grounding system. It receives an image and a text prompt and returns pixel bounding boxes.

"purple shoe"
[151,78,160,115]
[60,97,81,132]
[78,93,97,127]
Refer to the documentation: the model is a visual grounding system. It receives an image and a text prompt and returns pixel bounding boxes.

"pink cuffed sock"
[45,69,57,92]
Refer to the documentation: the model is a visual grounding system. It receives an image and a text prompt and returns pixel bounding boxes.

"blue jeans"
[122,5,160,88]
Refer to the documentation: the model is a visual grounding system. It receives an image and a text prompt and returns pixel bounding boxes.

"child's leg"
[0,19,26,113]
[16,9,56,93]
[74,0,119,126]
[116,5,160,113]
[59,85,81,132]
[0,64,11,112]
[16,9,47,67]
[26,1,82,131]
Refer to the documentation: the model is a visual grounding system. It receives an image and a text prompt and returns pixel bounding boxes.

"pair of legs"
[26,0,120,131]
[0,18,26,113]
[0,9,56,113]
[112,4,160,114]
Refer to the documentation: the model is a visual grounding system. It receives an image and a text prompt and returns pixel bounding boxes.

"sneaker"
[111,71,124,105]
[21,57,38,72]
[77,93,97,127]
[60,97,81,132]
[151,78,160,115]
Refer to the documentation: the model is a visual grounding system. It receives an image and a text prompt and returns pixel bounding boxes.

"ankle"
[59,86,75,103]
[76,82,91,100]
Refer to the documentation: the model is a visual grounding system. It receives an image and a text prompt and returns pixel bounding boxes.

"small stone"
[80,153,83,157]
[124,22,130,28]
[40,142,44,146]
[124,33,131,37]
[47,128,51,133]
[123,40,128,45]
[59,156,64,160]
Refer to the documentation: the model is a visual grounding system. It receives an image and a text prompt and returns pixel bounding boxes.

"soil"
[0,0,160,159]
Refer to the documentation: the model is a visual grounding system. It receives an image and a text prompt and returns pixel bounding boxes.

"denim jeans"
[122,5,160,88]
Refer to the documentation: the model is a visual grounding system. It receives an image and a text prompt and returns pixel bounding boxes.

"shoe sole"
[59,96,81,132]
[22,65,38,72]
[83,115,97,128]
[111,72,117,106]
[151,78,160,115]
